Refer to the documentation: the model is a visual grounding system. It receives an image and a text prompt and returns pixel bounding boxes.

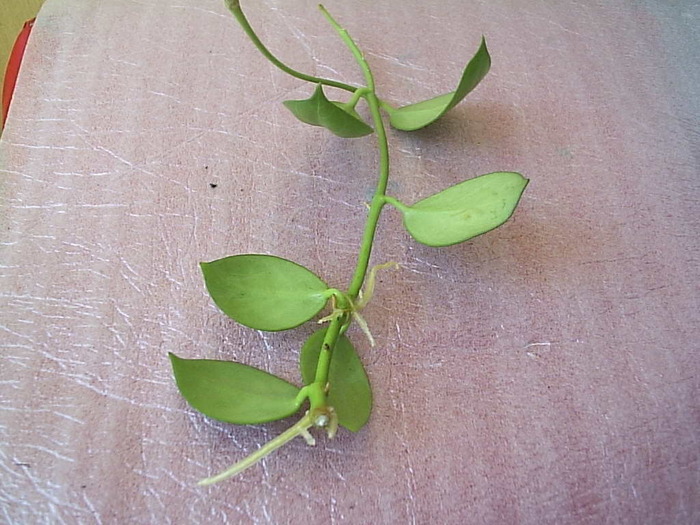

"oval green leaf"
[283,84,373,138]
[386,37,490,131]
[300,328,372,432]
[390,171,528,247]
[201,254,331,331]
[169,353,300,424]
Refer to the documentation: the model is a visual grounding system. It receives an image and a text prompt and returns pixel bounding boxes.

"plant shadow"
[390,101,523,152]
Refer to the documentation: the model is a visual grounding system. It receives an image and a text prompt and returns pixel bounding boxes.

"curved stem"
[226,0,393,423]
[318,5,391,300]
[382,195,408,211]
[347,92,390,299]
[342,87,370,111]
[226,0,357,93]
[378,98,396,113]
[200,6,394,484]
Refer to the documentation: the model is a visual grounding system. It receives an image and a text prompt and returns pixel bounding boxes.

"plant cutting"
[170,0,528,486]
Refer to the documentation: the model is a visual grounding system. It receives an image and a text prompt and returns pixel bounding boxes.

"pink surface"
[1,0,698,522]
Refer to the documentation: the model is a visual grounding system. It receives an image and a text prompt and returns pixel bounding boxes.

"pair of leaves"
[284,84,373,138]
[284,38,489,136]
[389,171,529,247]
[201,254,331,331]
[196,254,370,429]
[170,328,371,431]
[386,37,491,131]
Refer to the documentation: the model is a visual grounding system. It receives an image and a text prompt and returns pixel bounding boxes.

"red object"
[2,18,35,129]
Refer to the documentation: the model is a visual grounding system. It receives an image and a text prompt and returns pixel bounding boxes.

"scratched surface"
[1,0,698,523]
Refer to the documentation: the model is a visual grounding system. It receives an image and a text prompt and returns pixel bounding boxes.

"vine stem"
[318,5,391,299]
[313,313,346,388]
[228,1,391,413]
[199,2,394,485]
[307,6,391,399]
[225,0,357,93]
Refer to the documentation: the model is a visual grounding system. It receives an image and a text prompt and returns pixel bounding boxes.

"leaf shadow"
[407,202,600,294]
[390,101,522,151]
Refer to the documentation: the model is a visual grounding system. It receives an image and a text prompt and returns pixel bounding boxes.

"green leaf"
[300,328,372,432]
[283,84,373,138]
[389,171,528,247]
[169,353,300,424]
[201,254,331,331]
[386,37,490,131]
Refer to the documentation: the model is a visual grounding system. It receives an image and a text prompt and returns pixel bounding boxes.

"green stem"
[309,7,392,406]
[230,2,392,412]
[347,93,390,299]
[382,195,407,211]
[200,5,394,485]
[378,98,396,113]
[318,5,375,92]
[312,315,346,388]
[342,87,370,111]
[226,0,357,93]
[319,5,391,299]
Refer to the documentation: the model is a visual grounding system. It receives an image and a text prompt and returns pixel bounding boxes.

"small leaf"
[201,254,331,331]
[386,37,490,131]
[283,84,373,138]
[300,328,372,432]
[169,353,300,424]
[390,171,528,247]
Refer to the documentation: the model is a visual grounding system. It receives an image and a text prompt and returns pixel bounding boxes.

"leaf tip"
[168,352,183,368]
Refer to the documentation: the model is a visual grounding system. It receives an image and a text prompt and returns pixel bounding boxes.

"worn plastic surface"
[1,0,698,522]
